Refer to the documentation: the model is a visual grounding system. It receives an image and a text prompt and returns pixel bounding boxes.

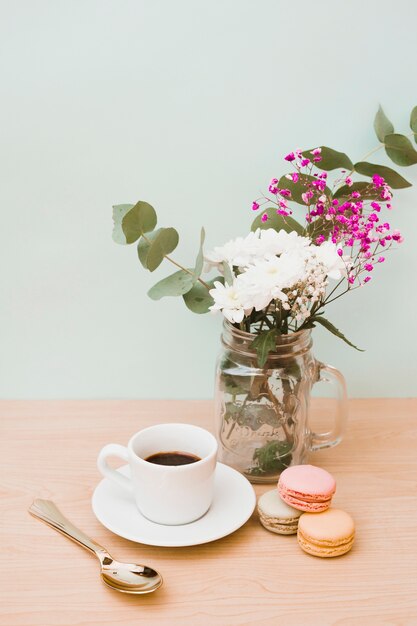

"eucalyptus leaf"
[374,106,394,142]
[354,162,411,189]
[304,146,353,171]
[220,373,252,395]
[249,440,292,476]
[334,181,382,201]
[183,277,221,314]
[112,204,134,244]
[384,133,417,167]
[277,174,332,204]
[137,227,179,272]
[193,227,205,279]
[410,106,417,131]
[148,268,194,300]
[311,316,364,351]
[122,201,157,243]
[219,355,253,394]
[410,106,417,144]
[251,208,305,235]
[222,261,234,285]
[250,329,277,367]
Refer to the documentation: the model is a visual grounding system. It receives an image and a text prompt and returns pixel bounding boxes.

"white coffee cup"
[97,423,218,525]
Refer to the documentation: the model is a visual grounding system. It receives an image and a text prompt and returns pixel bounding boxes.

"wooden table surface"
[1,399,417,626]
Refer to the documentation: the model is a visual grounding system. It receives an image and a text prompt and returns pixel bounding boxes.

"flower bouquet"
[113,105,415,481]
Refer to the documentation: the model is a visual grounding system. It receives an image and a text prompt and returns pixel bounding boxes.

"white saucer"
[92,463,256,547]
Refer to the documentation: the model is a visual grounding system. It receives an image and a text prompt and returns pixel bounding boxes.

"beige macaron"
[258,489,302,535]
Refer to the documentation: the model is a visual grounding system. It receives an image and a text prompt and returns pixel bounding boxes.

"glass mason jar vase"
[214,321,348,483]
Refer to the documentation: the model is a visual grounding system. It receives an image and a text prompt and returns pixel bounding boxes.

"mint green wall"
[1,0,416,398]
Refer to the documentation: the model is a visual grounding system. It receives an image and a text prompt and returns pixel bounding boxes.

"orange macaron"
[297,508,355,557]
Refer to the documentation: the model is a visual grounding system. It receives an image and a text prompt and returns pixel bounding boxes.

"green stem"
[141,234,210,290]
[347,131,416,176]
[323,278,345,304]
[319,288,350,307]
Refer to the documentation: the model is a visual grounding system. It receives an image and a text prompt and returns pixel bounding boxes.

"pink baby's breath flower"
[372,174,385,188]
[313,156,322,163]
[386,203,392,210]
[248,140,403,292]
[312,179,326,191]
[285,152,295,162]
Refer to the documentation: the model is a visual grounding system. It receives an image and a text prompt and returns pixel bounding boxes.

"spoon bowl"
[29,499,163,595]
[100,558,162,594]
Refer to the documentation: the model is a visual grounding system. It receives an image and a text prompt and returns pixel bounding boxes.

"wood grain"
[1,399,417,626]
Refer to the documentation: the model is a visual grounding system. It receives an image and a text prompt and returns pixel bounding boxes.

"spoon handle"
[29,499,109,559]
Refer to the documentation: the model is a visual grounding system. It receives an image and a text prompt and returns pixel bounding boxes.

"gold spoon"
[29,499,163,594]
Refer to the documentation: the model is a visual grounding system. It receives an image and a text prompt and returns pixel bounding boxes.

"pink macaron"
[278,464,336,512]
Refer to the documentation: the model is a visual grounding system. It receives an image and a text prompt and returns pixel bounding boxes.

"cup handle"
[97,444,132,491]
[309,361,348,452]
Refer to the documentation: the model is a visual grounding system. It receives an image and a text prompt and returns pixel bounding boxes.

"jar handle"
[310,361,348,451]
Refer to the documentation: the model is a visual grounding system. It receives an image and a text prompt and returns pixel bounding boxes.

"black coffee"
[145,451,201,466]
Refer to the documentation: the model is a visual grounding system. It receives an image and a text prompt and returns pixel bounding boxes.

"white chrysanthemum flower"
[258,229,311,256]
[206,229,346,323]
[204,231,261,270]
[208,281,249,323]
[311,241,346,279]
[236,252,306,311]
[205,228,313,272]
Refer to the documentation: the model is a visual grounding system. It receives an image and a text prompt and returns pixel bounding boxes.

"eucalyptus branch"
[346,144,383,175]
[347,131,416,177]
[141,233,210,290]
